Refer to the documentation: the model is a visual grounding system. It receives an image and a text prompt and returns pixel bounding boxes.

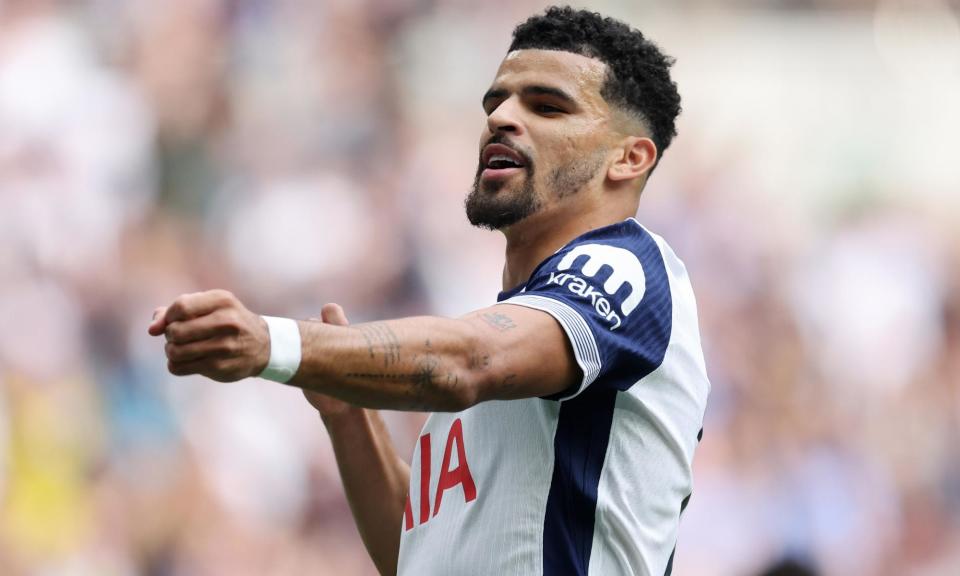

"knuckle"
[211,358,230,374]
[168,360,186,376]
[168,323,191,344]
[215,289,235,305]
[221,338,238,355]
[170,295,190,318]
[169,345,189,363]
[221,310,243,333]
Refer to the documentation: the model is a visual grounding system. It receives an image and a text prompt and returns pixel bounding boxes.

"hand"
[148,289,271,382]
[302,303,361,420]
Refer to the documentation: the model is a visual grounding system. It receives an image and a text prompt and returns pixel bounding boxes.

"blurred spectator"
[758,557,819,576]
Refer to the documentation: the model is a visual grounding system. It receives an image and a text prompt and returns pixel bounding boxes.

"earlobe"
[608,137,657,182]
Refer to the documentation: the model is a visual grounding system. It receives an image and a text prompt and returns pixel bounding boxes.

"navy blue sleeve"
[500,221,673,399]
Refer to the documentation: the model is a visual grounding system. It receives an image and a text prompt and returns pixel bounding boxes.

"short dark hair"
[509,6,682,165]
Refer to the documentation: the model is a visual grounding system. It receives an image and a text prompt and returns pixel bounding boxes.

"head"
[465,6,682,231]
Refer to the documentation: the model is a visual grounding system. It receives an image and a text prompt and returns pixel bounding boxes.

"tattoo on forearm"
[357,323,402,367]
[345,372,425,382]
[445,373,459,389]
[481,312,517,332]
[413,353,440,389]
[467,351,491,370]
[344,351,441,404]
[342,353,441,387]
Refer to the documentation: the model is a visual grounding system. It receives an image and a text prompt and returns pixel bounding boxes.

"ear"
[607,137,657,183]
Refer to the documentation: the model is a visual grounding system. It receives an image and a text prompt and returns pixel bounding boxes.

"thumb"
[320,303,349,326]
[148,307,168,336]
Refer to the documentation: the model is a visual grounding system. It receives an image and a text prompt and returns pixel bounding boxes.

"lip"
[481,143,526,169]
[480,166,524,182]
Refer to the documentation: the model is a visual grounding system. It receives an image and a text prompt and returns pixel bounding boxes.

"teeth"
[488,154,520,168]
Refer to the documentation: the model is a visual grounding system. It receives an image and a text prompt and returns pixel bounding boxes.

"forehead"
[491,49,609,102]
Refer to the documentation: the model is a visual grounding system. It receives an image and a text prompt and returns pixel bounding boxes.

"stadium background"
[1,0,958,574]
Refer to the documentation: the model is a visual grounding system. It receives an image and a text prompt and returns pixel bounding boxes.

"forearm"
[291,316,483,411]
[151,291,577,407]
[322,407,409,576]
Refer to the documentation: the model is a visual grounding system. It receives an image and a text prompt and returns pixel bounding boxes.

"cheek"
[549,132,601,167]
[531,119,608,170]
[557,119,607,153]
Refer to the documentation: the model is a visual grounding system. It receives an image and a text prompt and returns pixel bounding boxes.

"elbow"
[430,326,489,412]
[433,364,484,413]
[433,374,481,412]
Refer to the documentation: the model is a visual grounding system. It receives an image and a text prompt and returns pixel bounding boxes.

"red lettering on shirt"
[433,418,477,517]
[419,433,431,525]
[404,493,414,531]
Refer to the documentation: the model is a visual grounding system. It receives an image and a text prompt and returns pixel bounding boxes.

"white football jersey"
[397,218,710,576]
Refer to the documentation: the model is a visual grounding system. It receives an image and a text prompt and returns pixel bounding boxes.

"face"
[465,49,616,231]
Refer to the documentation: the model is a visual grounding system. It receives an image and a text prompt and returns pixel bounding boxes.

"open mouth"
[480,143,527,181]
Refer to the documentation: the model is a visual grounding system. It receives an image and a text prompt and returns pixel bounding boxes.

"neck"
[500,200,635,291]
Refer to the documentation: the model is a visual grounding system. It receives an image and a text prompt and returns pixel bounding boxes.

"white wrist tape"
[259,316,302,383]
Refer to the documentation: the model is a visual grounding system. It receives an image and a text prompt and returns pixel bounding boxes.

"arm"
[148,290,581,411]
[293,307,579,410]
[321,407,408,576]
[303,304,409,576]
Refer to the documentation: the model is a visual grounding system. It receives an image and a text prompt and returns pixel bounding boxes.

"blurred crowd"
[1,0,959,575]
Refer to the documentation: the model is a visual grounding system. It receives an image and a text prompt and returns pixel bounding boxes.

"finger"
[164,309,239,344]
[167,357,225,378]
[165,337,235,364]
[320,303,350,326]
[148,307,169,336]
[168,357,240,382]
[168,358,203,377]
[164,290,235,324]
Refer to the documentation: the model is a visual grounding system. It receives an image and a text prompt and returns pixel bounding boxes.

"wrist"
[259,316,302,383]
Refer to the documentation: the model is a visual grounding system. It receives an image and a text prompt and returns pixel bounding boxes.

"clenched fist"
[148,289,271,382]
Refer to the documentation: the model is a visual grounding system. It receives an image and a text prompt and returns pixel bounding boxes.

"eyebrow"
[482,85,578,109]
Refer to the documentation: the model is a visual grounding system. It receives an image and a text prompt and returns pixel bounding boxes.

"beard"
[465,149,604,231]
[551,151,604,200]
[464,163,539,231]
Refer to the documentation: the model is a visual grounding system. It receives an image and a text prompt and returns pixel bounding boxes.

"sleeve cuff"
[501,294,602,400]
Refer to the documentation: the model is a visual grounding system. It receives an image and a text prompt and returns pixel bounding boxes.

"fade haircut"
[509,6,682,166]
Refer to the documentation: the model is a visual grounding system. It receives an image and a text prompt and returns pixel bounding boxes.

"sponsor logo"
[548,244,646,330]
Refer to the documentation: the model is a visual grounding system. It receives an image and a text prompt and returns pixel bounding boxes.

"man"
[149,6,709,575]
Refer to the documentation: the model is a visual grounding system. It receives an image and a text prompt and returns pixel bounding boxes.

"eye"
[535,104,564,115]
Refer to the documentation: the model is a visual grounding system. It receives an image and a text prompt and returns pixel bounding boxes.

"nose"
[486,96,524,136]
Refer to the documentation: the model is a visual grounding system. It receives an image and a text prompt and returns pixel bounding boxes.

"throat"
[500,205,635,292]
[500,218,562,292]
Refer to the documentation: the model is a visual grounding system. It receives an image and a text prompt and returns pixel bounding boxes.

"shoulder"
[530,218,673,326]
[550,218,673,284]
[508,219,681,396]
